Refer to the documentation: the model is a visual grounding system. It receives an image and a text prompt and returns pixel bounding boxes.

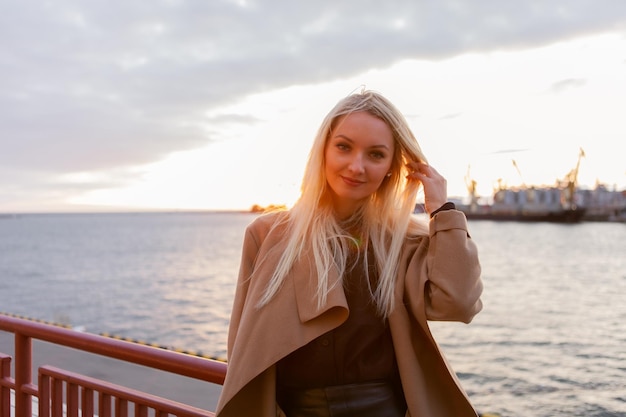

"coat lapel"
[291,252,349,323]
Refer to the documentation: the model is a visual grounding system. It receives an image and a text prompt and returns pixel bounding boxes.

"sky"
[2,0,626,213]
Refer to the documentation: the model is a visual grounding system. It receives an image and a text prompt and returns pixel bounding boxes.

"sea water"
[0,212,624,416]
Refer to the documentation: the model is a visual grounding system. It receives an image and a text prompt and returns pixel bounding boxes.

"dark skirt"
[277,380,407,417]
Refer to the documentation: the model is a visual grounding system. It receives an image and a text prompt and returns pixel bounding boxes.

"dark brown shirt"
[276,252,399,389]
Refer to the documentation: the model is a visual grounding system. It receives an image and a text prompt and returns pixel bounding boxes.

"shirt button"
[320,338,330,346]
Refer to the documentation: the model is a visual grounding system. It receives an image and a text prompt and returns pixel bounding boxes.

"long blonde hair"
[259,90,429,317]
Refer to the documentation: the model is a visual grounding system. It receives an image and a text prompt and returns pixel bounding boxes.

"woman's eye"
[337,143,350,151]
[370,151,385,159]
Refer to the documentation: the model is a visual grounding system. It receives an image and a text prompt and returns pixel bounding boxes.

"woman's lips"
[341,176,365,186]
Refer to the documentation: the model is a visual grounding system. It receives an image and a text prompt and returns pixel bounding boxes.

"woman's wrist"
[429,202,456,218]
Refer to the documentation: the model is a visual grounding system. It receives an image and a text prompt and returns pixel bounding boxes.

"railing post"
[14,332,33,417]
[1,353,12,417]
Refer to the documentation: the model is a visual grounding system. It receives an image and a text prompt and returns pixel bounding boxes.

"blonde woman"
[216,90,483,417]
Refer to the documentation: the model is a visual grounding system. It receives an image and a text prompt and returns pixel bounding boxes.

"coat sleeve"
[421,210,483,323]
[226,220,263,358]
[226,212,286,358]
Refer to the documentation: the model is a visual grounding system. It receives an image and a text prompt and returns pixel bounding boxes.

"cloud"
[548,78,588,94]
[439,112,463,120]
[1,0,626,199]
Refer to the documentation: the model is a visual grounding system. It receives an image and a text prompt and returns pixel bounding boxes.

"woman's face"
[324,111,395,218]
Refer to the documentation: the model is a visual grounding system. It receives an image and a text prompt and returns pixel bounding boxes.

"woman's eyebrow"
[333,135,391,150]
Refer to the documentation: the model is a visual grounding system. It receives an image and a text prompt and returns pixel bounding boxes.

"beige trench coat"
[216,209,483,417]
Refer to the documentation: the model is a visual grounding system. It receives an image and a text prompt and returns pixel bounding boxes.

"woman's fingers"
[406,162,448,213]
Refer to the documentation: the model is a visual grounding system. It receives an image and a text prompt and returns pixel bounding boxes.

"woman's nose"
[348,153,365,173]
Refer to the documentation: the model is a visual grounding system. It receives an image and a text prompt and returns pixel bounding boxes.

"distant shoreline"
[0,209,256,217]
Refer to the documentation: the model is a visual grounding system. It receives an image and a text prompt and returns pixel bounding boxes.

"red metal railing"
[0,313,227,417]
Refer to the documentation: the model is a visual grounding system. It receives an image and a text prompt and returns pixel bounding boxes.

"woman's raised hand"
[406,162,448,214]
